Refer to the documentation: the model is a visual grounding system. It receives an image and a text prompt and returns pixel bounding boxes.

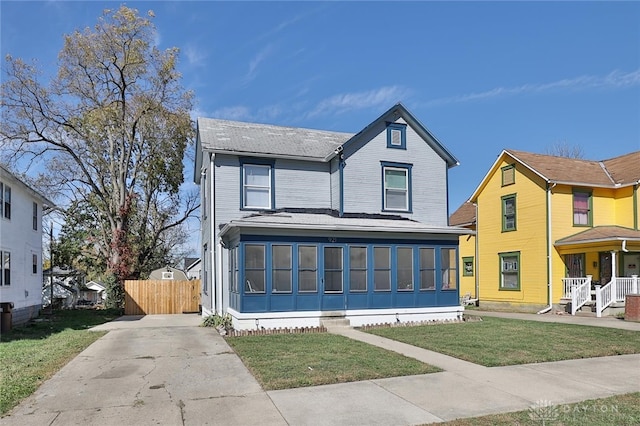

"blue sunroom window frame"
[386,123,407,150]
[239,157,275,211]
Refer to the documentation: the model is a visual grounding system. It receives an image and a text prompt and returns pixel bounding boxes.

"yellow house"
[451,149,640,316]
[449,201,477,303]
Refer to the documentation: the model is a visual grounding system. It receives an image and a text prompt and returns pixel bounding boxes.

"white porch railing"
[570,275,592,316]
[562,277,590,299]
[595,275,638,318]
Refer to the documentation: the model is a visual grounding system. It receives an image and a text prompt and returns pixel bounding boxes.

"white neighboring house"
[0,165,55,326]
[185,258,201,280]
[84,280,106,304]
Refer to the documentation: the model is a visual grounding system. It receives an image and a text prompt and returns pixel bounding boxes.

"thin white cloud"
[209,106,253,121]
[245,44,276,83]
[422,69,640,107]
[184,44,206,67]
[309,86,411,118]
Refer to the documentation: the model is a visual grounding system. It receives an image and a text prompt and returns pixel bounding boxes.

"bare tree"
[544,140,585,158]
[1,6,197,303]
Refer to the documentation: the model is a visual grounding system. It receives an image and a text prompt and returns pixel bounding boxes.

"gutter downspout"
[210,153,219,314]
[474,202,480,304]
[538,181,556,314]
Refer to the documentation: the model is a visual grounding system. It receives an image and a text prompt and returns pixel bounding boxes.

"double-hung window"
[0,183,10,219]
[381,162,412,212]
[502,194,516,231]
[1,251,10,286]
[573,191,592,226]
[33,202,38,230]
[241,161,273,210]
[499,252,520,290]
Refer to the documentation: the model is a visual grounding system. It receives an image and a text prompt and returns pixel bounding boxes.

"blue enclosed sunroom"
[220,211,466,329]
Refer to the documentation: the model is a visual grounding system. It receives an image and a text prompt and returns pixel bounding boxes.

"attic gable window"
[240,158,275,210]
[386,123,406,150]
[501,164,515,186]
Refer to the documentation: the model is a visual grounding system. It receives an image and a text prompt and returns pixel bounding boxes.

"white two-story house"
[0,165,54,327]
[194,103,469,330]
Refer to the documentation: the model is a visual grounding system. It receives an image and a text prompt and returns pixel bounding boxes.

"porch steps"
[320,318,351,329]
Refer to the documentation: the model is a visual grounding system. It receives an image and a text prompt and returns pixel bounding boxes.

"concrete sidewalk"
[3,313,639,426]
[467,309,640,331]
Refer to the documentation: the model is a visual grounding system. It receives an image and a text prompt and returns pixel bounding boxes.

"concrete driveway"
[4,314,287,426]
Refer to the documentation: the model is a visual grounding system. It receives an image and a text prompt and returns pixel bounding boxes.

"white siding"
[275,159,331,209]
[0,170,45,322]
[341,118,449,226]
[330,157,340,210]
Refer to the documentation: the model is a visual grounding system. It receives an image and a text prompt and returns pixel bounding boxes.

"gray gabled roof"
[197,117,352,161]
[339,103,459,168]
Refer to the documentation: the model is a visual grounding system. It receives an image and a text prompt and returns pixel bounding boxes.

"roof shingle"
[197,117,353,161]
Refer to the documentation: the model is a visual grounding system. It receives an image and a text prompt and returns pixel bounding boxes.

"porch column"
[610,250,617,301]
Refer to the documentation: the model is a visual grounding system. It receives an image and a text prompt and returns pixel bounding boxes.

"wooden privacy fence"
[124,280,200,315]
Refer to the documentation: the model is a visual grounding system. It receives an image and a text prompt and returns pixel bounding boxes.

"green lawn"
[0,309,121,415]
[364,316,640,366]
[438,392,640,426]
[225,332,440,390]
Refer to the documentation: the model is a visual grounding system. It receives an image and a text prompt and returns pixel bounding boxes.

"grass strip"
[364,316,640,367]
[226,332,440,390]
[0,309,120,415]
[438,392,640,426]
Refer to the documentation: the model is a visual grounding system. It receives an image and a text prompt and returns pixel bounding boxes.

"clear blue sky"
[2,1,640,253]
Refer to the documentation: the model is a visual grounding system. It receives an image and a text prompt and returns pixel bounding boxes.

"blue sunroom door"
[322,246,346,310]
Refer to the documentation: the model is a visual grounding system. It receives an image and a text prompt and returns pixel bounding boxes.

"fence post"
[595,285,602,318]
[632,275,638,294]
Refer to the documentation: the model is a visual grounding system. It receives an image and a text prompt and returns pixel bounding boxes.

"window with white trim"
[32,254,38,274]
[33,202,38,230]
[500,252,520,290]
[0,183,10,219]
[242,164,272,209]
[382,163,412,212]
[1,251,10,286]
